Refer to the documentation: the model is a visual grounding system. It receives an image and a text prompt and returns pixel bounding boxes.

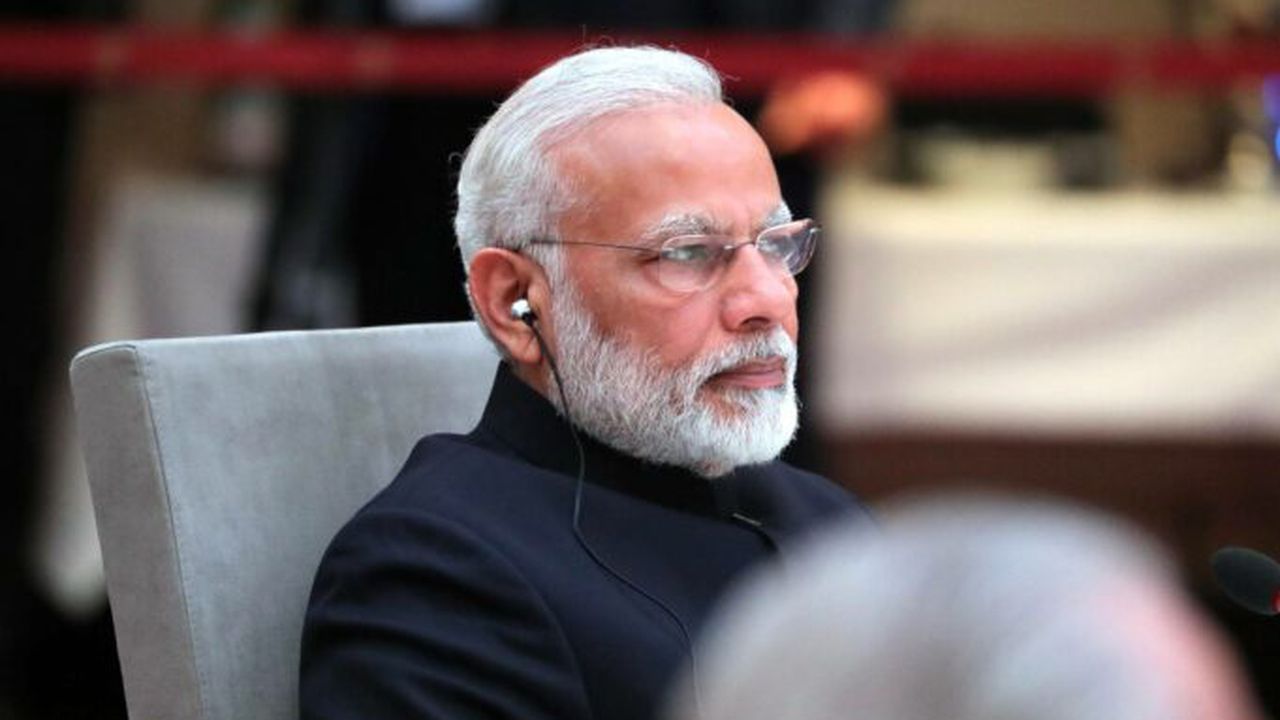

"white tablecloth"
[816,184,1280,438]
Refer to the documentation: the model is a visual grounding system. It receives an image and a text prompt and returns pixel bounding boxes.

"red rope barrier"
[1,25,1278,96]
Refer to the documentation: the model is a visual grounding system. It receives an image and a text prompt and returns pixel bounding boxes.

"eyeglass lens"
[658,221,817,292]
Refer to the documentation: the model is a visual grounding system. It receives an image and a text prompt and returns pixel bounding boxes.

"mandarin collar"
[471,362,746,518]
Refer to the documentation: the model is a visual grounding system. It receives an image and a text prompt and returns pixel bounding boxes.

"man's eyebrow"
[638,203,792,245]
[756,202,793,234]
[638,213,723,244]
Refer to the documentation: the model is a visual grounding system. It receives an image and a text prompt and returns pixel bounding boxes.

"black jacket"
[301,363,870,719]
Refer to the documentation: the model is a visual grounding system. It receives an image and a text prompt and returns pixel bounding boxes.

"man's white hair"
[676,494,1260,720]
[454,45,723,276]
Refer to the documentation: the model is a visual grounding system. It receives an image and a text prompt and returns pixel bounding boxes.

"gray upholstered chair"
[70,321,499,720]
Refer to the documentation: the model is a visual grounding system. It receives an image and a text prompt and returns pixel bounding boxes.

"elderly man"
[300,46,870,720]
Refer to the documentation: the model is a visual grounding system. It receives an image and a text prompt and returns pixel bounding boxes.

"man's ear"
[467,247,551,367]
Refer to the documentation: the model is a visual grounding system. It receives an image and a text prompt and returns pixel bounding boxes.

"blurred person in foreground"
[300,46,872,720]
[672,495,1263,720]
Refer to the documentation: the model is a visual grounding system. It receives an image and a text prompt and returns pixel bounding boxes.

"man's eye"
[663,244,716,265]
[758,233,797,259]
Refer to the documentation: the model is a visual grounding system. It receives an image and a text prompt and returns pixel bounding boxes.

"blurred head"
[459,47,805,476]
[675,495,1262,720]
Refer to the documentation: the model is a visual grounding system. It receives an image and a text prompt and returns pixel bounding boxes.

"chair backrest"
[70,321,500,720]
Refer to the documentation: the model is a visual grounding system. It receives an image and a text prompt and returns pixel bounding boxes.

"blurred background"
[3,0,1279,717]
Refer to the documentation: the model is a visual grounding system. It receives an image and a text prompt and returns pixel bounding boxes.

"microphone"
[1211,546,1280,616]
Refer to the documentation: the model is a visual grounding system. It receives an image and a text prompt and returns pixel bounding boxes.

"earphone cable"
[524,316,703,716]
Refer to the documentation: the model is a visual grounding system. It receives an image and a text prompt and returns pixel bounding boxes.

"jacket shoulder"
[303,498,591,719]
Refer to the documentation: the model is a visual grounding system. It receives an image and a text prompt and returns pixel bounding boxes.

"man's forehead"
[549,101,783,242]
[558,100,743,145]
[549,101,765,177]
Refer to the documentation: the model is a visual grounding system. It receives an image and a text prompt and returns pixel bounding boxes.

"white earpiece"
[510,298,536,323]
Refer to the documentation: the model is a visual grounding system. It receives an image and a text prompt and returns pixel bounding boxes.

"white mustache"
[692,328,797,384]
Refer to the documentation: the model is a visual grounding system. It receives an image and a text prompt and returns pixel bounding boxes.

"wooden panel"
[825,431,1280,713]
[826,432,1280,585]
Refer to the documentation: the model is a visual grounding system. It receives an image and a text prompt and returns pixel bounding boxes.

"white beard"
[546,281,799,478]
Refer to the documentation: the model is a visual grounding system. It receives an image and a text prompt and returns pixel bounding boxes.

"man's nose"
[718,244,797,332]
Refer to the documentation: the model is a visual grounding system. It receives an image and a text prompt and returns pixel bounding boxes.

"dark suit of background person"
[1,1,130,717]
[300,363,872,720]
